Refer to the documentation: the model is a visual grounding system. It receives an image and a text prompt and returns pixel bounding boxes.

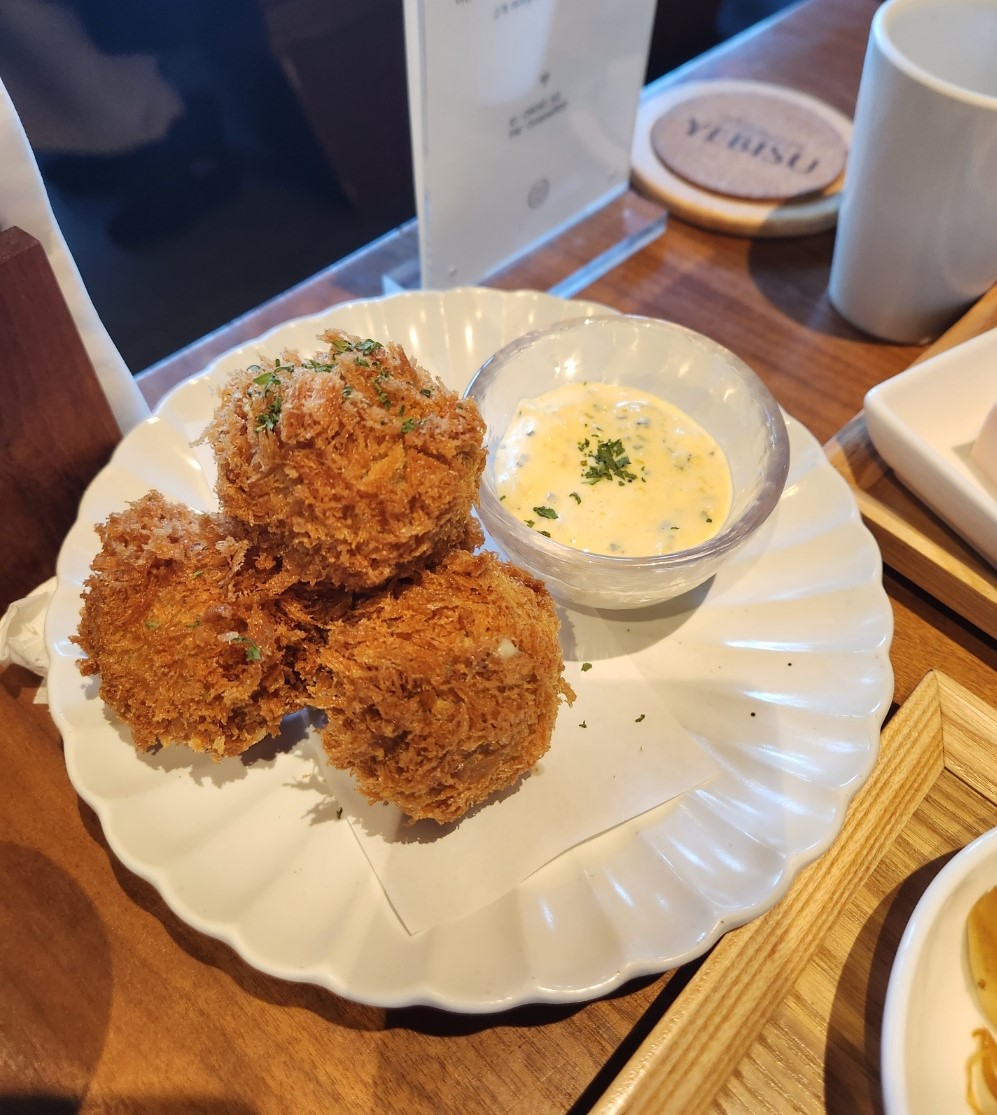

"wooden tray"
[593,671,997,1114]
[825,290,997,642]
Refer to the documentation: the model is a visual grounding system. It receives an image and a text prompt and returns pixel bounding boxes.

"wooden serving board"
[592,671,997,1114]
[825,289,997,641]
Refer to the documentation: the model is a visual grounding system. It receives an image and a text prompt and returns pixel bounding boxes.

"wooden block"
[0,226,120,611]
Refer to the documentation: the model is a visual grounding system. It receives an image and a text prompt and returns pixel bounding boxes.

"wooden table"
[3,0,995,1111]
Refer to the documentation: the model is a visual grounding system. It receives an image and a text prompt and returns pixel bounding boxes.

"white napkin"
[0,76,149,434]
[0,577,56,701]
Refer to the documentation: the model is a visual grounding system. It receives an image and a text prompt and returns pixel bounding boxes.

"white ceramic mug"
[828,0,997,344]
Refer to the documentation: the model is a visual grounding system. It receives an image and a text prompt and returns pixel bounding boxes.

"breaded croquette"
[72,491,337,758]
[306,549,575,824]
[75,329,575,825]
[199,330,486,590]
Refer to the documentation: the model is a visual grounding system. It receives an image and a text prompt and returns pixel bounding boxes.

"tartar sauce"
[494,382,732,557]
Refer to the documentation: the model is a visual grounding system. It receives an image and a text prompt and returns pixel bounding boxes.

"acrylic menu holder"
[388,0,664,296]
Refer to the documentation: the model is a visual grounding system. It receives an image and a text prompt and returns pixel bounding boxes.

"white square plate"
[864,328,997,568]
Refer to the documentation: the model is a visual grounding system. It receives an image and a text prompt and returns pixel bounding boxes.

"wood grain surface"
[4,1,996,1112]
[633,80,848,237]
[591,672,997,1115]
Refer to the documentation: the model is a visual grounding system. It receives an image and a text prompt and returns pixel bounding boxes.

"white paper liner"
[7,578,718,936]
[322,608,719,934]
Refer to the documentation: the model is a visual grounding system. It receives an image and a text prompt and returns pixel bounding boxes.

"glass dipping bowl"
[463,314,790,610]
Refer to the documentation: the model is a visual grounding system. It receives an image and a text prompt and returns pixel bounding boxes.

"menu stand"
[382,191,667,297]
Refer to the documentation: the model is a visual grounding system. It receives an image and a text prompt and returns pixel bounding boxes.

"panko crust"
[306,549,575,824]
[72,491,322,758]
[73,332,576,826]
[200,330,486,590]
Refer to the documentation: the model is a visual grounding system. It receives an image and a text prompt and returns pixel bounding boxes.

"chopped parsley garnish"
[144,620,160,629]
[255,396,282,432]
[342,385,353,398]
[582,437,637,486]
[569,491,582,504]
[539,530,551,538]
[525,519,535,528]
[302,359,336,372]
[232,635,262,662]
[635,713,645,723]
[420,388,433,397]
[580,662,592,672]
[250,369,284,432]
[533,505,557,520]
[326,336,382,357]
[579,720,587,729]
[372,370,391,405]
[336,806,344,819]
[400,417,417,434]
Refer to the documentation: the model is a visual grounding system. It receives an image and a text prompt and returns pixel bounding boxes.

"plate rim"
[45,286,895,1012]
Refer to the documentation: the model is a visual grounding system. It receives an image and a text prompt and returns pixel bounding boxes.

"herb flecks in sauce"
[582,437,637,486]
[495,382,732,557]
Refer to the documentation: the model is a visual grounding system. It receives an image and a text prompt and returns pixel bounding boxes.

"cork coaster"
[631,79,853,238]
[651,89,847,201]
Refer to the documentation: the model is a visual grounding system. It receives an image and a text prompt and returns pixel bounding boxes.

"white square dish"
[864,328,997,569]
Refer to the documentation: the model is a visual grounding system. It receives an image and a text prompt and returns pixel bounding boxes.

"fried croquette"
[199,330,486,590]
[305,549,575,824]
[72,490,339,758]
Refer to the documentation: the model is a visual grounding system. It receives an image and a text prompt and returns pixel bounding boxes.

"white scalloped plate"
[882,827,997,1115]
[45,287,894,1012]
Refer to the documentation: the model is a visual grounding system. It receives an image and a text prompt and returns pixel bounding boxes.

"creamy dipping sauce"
[494,382,733,557]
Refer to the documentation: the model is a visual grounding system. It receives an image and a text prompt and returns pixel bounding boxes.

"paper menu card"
[403,0,658,289]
